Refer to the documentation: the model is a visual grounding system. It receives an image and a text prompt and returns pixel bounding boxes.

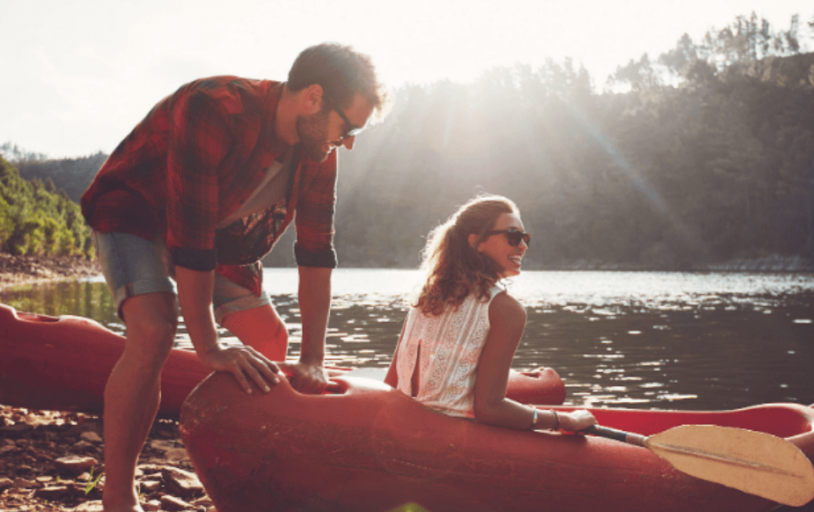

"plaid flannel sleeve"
[294,151,338,268]
[166,86,231,271]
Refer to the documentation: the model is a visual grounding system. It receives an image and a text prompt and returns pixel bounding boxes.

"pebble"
[13,478,37,489]
[79,431,103,443]
[34,485,70,500]
[55,455,99,471]
[161,494,192,511]
[139,480,162,493]
[71,440,96,452]
[162,466,204,497]
[72,501,103,511]
[192,496,214,508]
[165,447,190,462]
[149,439,175,451]
[143,500,162,511]
[63,422,102,438]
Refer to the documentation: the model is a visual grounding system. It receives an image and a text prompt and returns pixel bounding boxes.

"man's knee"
[120,293,179,368]
[126,318,177,346]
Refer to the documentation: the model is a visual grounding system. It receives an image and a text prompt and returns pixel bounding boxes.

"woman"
[384,195,596,432]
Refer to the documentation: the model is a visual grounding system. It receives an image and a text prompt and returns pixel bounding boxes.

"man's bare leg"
[102,292,177,512]
[222,304,288,360]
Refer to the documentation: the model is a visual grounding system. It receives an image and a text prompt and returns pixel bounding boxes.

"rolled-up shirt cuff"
[294,242,337,268]
[172,247,218,271]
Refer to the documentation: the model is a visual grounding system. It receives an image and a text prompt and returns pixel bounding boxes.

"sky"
[2,0,813,159]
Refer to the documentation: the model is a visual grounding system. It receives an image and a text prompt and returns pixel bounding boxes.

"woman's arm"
[473,292,536,428]
[473,293,596,431]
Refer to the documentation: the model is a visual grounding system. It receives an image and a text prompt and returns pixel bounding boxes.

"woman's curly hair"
[415,194,519,316]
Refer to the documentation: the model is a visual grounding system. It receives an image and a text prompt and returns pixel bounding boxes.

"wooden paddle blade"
[646,425,814,507]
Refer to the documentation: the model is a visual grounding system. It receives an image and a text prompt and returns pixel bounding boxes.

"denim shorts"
[92,231,270,325]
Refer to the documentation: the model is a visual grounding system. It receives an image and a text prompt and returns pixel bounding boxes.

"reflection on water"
[1,270,812,411]
[0,278,118,327]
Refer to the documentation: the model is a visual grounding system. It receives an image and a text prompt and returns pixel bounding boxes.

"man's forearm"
[297,266,332,365]
[175,266,220,359]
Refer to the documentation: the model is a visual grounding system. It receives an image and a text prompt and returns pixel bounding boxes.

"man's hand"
[278,360,330,394]
[199,345,281,394]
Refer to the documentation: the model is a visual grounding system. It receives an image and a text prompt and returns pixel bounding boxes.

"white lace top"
[394,284,505,418]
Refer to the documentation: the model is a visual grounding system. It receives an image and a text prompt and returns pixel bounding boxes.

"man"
[80,43,385,512]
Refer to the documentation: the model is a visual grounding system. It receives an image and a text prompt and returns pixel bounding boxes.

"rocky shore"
[0,406,213,512]
[0,254,215,511]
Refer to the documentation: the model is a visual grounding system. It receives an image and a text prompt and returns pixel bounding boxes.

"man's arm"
[176,266,280,393]
[285,265,332,393]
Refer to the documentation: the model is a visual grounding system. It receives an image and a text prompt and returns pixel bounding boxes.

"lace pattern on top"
[394,284,505,418]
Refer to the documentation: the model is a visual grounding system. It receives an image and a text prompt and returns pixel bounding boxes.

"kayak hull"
[180,372,814,512]
[0,304,565,416]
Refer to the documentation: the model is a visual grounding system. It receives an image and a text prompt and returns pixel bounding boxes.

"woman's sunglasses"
[484,228,531,247]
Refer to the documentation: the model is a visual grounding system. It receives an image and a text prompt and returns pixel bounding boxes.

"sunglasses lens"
[506,232,530,247]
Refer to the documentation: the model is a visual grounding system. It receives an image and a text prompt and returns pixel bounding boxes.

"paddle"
[585,424,814,507]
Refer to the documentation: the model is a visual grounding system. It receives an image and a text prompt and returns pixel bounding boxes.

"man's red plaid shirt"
[81,76,338,296]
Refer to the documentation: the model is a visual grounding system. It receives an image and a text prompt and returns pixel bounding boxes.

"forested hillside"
[320,13,814,270]
[4,12,813,270]
[12,151,107,203]
[316,58,814,270]
[0,158,93,258]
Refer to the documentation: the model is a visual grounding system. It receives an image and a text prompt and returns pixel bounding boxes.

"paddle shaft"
[585,425,646,446]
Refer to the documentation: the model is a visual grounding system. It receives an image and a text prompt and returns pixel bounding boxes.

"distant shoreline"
[0,253,101,292]
[538,254,814,273]
[1,252,811,295]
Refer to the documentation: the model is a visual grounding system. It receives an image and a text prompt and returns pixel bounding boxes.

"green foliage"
[14,151,107,202]
[0,156,92,257]
[85,466,103,495]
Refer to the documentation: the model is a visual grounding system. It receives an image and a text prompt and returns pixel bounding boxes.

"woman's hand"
[558,410,598,431]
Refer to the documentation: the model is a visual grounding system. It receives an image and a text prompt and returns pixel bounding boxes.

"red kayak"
[180,372,814,512]
[0,303,565,416]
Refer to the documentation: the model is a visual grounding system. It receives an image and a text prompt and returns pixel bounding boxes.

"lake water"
[2,269,813,411]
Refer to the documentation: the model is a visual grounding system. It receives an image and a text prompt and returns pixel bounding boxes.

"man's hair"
[288,43,385,113]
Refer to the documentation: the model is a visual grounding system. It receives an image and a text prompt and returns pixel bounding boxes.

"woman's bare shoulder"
[489,290,526,324]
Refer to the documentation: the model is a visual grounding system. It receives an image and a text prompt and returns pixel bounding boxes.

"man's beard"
[296,109,332,162]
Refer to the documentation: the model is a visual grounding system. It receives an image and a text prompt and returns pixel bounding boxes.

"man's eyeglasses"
[484,228,531,247]
[325,95,364,140]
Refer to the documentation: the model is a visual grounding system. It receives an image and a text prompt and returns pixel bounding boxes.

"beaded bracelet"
[551,410,560,431]
[530,407,538,429]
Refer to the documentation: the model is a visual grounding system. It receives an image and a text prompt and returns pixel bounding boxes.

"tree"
[608,54,662,92]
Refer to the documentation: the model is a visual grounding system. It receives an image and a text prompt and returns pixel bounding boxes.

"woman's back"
[394,285,504,418]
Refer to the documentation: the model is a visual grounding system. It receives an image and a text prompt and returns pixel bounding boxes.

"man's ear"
[303,84,324,114]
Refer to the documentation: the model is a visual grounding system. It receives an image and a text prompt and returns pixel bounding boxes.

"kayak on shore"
[0,303,565,416]
[180,372,814,512]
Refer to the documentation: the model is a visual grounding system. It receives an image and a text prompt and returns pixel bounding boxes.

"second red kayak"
[0,303,566,415]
